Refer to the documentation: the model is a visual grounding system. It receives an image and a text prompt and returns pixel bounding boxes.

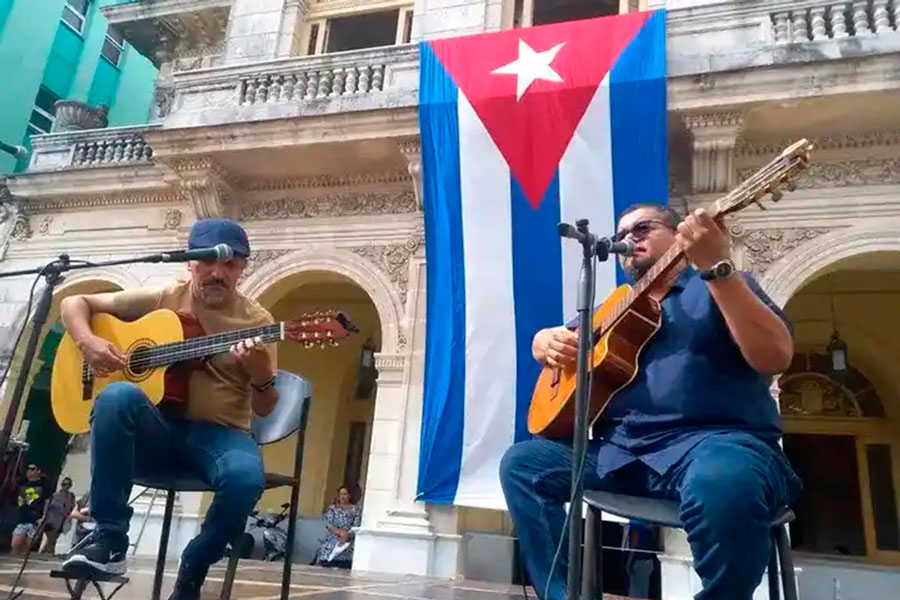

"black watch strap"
[251,375,277,393]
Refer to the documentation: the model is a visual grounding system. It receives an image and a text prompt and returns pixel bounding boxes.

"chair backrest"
[250,370,311,445]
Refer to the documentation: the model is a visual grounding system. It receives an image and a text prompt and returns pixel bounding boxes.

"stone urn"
[52,100,109,132]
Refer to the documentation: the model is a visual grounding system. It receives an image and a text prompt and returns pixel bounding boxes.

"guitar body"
[527,284,662,439]
[51,309,186,434]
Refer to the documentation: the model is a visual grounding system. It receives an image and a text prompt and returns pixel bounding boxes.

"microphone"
[597,237,635,256]
[158,243,234,263]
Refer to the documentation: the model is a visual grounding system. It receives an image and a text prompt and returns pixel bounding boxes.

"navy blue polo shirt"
[569,268,790,478]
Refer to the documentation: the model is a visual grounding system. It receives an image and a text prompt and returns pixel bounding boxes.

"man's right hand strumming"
[532,326,578,370]
[78,335,127,377]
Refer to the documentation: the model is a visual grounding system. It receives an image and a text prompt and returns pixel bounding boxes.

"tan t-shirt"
[105,279,276,431]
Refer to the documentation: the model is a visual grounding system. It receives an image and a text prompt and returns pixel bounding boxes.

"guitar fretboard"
[593,150,797,337]
[129,323,283,370]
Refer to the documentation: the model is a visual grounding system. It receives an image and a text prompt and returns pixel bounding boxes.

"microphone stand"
[559,219,610,600]
[0,251,179,512]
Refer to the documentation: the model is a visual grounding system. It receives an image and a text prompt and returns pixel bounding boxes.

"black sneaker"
[166,560,209,600]
[62,530,128,576]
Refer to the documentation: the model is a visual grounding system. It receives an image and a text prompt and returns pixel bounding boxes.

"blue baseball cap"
[188,218,250,258]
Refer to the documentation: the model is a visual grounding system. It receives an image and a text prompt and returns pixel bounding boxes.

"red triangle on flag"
[429,13,649,208]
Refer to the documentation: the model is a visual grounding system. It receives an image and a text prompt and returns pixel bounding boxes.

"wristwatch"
[700,259,736,281]
[251,375,277,393]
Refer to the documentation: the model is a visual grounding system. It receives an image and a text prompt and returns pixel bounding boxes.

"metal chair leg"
[219,535,241,600]
[774,525,798,600]
[152,490,176,600]
[582,507,598,600]
[281,480,301,600]
[767,530,780,600]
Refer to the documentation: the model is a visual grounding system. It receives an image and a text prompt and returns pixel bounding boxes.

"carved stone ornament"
[240,249,293,281]
[10,210,31,241]
[240,191,417,220]
[52,100,109,132]
[738,159,900,188]
[164,209,182,230]
[173,158,239,219]
[349,236,423,297]
[682,111,745,194]
[737,131,900,157]
[737,227,835,276]
[153,84,175,120]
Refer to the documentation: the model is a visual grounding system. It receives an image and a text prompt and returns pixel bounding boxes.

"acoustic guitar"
[527,139,814,439]
[51,308,357,434]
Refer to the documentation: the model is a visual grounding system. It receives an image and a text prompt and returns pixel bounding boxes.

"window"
[27,86,60,136]
[325,10,400,53]
[61,0,89,34]
[101,27,125,66]
[513,0,623,28]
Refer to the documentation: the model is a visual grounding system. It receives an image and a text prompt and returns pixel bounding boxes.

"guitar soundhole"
[125,339,156,382]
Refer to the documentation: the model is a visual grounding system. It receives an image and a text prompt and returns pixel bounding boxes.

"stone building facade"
[1,1,899,598]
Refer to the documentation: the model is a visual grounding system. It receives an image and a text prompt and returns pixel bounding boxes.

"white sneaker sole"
[62,554,127,576]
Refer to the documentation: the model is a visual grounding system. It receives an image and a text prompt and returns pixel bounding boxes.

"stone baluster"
[830,3,850,37]
[280,73,295,101]
[372,64,385,91]
[890,0,899,29]
[73,144,86,165]
[123,138,134,161]
[234,80,245,105]
[293,72,307,101]
[773,12,791,43]
[316,69,332,98]
[357,65,371,93]
[85,142,97,164]
[104,141,116,163]
[344,66,358,94]
[256,76,269,103]
[113,138,125,162]
[243,78,257,105]
[872,0,892,32]
[792,9,810,41]
[269,75,283,103]
[852,0,872,35]
[810,7,829,39]
[330,68,345,97]
[305,71,318,100]
[141,141,152,161]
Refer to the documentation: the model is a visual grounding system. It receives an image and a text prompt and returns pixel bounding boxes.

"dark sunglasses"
[615,218,672,242]
[26,466,38,471]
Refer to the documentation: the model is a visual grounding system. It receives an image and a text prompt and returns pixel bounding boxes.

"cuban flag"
[417,11,668,508]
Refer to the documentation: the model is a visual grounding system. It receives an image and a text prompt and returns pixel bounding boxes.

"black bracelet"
[251,375,276,393]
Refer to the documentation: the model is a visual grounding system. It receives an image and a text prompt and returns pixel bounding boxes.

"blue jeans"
[89,382,265,570]
[499,432,800,600]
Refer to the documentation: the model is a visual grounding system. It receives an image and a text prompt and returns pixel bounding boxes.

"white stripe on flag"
[558,75,618,320]
[456,92,517,509]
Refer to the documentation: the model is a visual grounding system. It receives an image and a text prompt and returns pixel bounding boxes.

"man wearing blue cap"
[59,218,279,600]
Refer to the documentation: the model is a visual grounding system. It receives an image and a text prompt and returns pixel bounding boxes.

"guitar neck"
[598,198,733,333]
[133,323,284,370]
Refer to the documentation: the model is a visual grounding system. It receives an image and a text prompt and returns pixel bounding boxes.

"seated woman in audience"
[314,486,361,569]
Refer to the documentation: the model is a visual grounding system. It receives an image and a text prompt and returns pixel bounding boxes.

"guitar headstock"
[284,310,359,348]
[713,138,813,218]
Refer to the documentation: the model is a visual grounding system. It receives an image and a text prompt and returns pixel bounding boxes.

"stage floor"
[0,554,617,600]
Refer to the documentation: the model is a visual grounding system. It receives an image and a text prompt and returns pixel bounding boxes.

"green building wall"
[0,0,157,174]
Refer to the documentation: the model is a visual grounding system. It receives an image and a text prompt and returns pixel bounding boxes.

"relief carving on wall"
[739,159,900,188]
[164,209,182,230]
[731,225,836,276]
[239,249,294,282]
[240,191,417,220]
[349,235,423,298]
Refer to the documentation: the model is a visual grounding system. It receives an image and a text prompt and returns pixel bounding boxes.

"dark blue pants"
[89,382,265,570]
[499,432,800,600]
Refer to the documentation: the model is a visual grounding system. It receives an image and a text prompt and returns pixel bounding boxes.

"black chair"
[133,370,311,600]
[582,491,798,600]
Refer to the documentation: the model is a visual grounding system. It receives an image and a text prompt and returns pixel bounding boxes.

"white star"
[491,39,566,101]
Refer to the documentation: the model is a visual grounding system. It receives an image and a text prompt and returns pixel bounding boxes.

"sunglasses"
[615,218,672,243]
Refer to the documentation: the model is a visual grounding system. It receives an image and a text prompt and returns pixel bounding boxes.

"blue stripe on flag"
[510,173,563,442]
[610,9,669,283]
[416,42,465,503]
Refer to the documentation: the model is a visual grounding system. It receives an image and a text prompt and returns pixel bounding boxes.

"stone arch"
[240,248,404,354]
[761,227,900,307]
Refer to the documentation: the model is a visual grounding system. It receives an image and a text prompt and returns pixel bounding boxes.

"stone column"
[682,111,745,194]
[224,0,304,64]
[353,246,461,577]
[410,0,495,41]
